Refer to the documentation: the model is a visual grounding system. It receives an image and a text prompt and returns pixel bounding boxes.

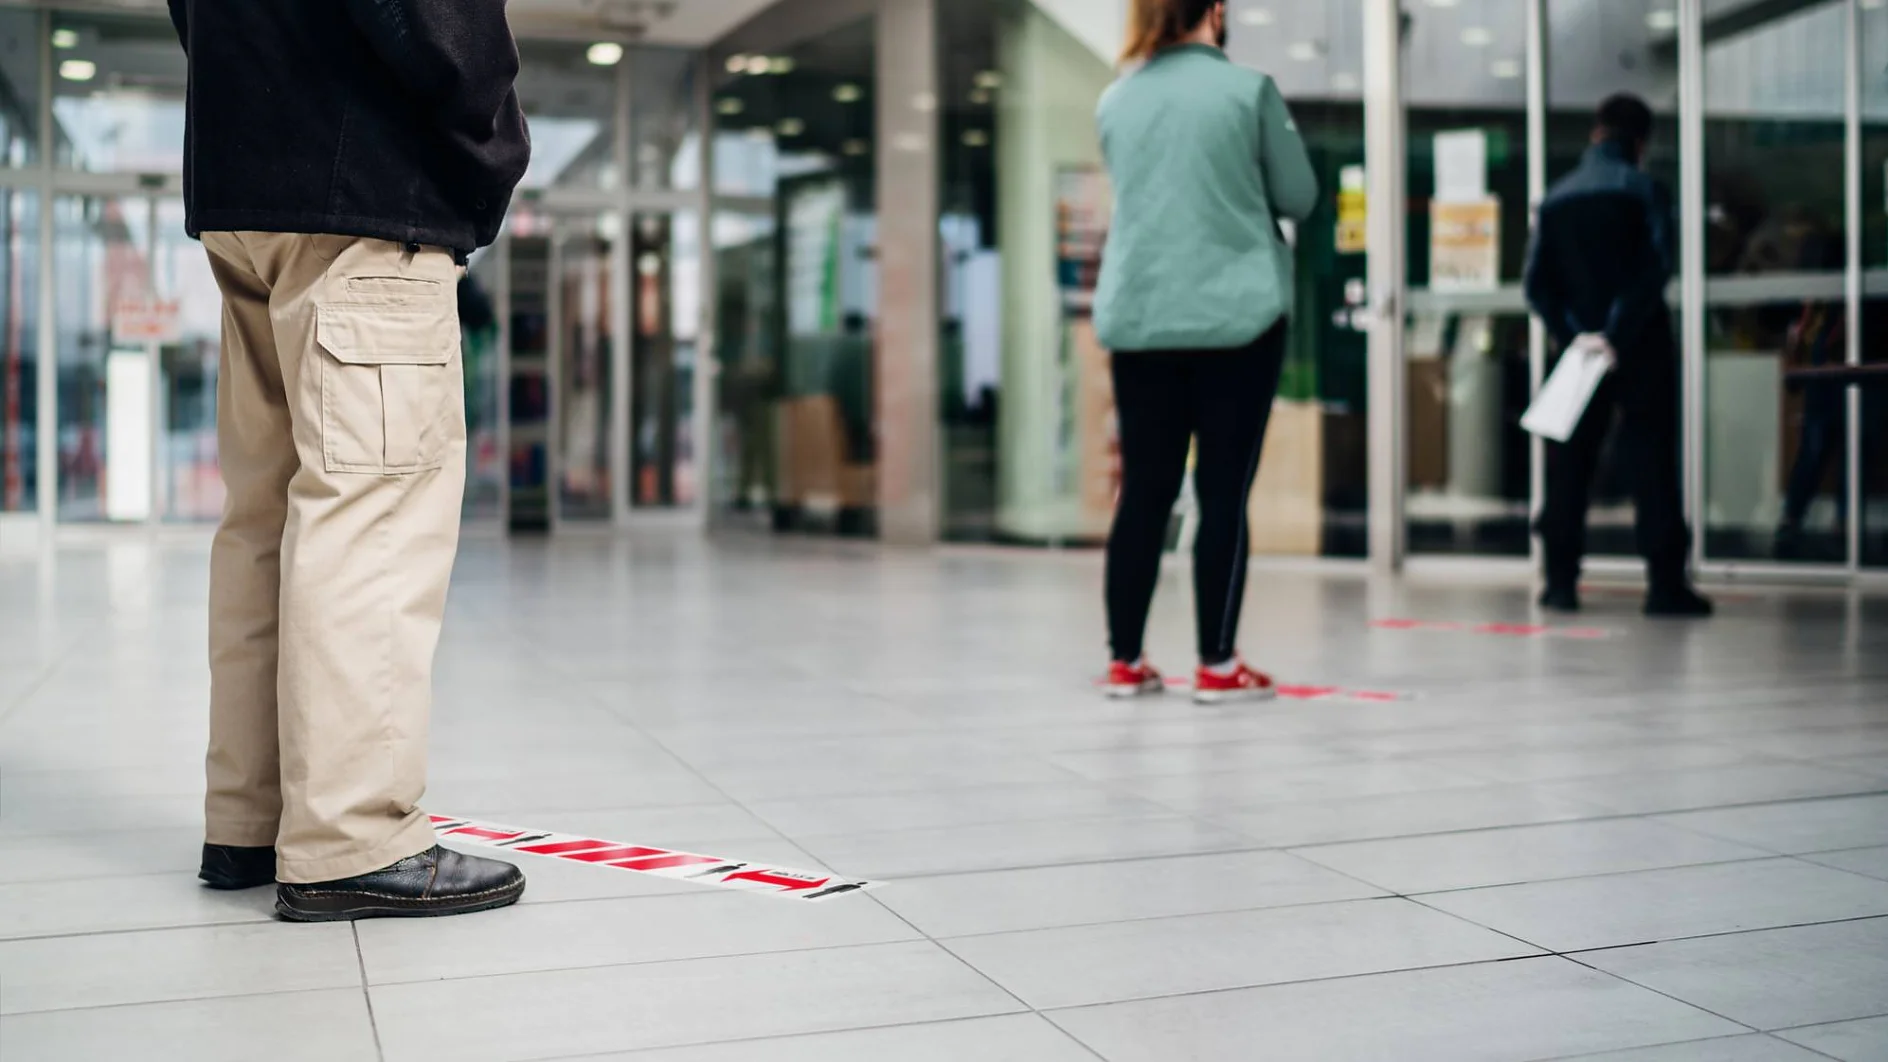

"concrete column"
[874,0,941,545]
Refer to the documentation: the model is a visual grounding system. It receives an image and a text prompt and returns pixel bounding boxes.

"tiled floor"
[3,531,1888,1061]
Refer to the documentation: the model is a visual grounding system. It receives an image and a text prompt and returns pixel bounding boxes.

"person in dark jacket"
[1523,94,1712,618]
[170,0,534,920]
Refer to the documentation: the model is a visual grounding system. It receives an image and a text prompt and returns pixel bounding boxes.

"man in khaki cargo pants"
[170,0,532,920]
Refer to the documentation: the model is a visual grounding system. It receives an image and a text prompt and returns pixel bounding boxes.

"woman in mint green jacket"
[1095,0,1317,705]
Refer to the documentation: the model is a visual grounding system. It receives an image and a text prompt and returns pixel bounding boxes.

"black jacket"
[1524,139,1676,361]
[166,0,531,255]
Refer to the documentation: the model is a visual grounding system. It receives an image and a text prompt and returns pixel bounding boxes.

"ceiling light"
[586,41,623,66]
[745,55,771,75]
[1645,10,1678,31]
[1286,41,1320,62]
[776,117,805,137]
[58,59,95,82]
[1331,72,1360,91]
[715,98,744,116]
[725,54,749,74]
[843,139,869,156]
[974,70,1002,90]
[50,28,78,49]
[969,88,992,106]
[768,56,795,75]
[1460,26,1493,47]
[1426,0,1460,7]
[833,83,862,103]
[912,91,938,113]
[1238,7,1274,25]
[1490,59,1521,79]
[962,129,989,148]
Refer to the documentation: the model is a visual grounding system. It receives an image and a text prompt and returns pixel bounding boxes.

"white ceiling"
[32,0,780,46]
[505,0,781,44]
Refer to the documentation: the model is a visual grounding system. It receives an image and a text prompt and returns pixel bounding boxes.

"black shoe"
[275,845,525,923]
[1538,585,1581,613]
[199,844,276,890]
[1645,585,1715,618]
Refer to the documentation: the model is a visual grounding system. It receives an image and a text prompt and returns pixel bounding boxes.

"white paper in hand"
[1521,336,1613,443]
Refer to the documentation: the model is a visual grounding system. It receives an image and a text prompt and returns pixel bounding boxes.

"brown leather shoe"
[275,846,525,922]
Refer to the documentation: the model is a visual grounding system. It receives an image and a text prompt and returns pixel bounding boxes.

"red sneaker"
[1192,661,1277,704]
[1103,660,1165,699]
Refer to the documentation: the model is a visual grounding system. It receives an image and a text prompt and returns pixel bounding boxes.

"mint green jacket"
[1093,45,1318,353]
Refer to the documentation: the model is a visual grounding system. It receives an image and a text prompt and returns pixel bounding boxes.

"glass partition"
[52,15,185,174]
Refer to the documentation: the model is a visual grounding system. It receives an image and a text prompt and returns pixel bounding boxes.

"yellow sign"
[1336,188,1368,255]
[1430,197,1501,292]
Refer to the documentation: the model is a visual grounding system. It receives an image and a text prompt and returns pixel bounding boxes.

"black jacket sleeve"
[1524,207,1578,350]
[1604,178,1675,353]
[342,0,531,243]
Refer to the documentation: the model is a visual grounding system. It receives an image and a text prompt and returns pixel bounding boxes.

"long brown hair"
[1120,0,1218,65]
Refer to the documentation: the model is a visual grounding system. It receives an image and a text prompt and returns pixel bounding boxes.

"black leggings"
[1106,324,1288,665]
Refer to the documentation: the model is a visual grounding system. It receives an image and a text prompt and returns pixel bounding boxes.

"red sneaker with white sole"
[1192,661,1277,704]
[1103,660,1165,699]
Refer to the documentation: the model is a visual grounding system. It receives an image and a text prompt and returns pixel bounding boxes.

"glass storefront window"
[0,188,38,514]
[518,40,620,192]
[153,197,220,522]
[1860,2,1888,567]
[631,48,701,191]
[52,16,185,174]
[0,10,41,168]
[55,195,147,522]
[1702,0,1848,564]
[1544,0,1684,563]
[711,19,877,535]
[1402,0,1532,557]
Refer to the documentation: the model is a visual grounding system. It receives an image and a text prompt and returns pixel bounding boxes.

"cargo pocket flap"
[317,302,454,366]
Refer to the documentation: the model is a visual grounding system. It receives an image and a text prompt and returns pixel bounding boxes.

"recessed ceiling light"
[1287,41,1321,62]
[1460,26,1494,47]
[725,54,749,74]
[962,129,990,148]
[745,55,771,75]
[974,70,1002,90]
[768,56,795,75]
[1332,72,1360,91]
[833,83,862,103]
[776,117,805,137]
[912,92,938,113]
[1427,0,1460,6]
[969,88,992,106]
[715,98,744,116]
[58,59,95,82]
[1646,10,1678,30]
[50,28,78,49]
[843,139,869,156]
[586,42,623,67]
[1490,59,1521,79]
[1239,8,1274,25]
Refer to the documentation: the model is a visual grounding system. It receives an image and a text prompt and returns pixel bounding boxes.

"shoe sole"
[1103,682,1164,700]
[275,877,526,923]
[1193,687,1278,705]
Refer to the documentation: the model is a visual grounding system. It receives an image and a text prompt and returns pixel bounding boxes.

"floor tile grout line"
[351,922,386,1062]
[1552,950,1769,1039]
[521,1013,1069,1062]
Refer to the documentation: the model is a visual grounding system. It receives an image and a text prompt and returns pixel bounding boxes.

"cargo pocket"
[316,300,457,474]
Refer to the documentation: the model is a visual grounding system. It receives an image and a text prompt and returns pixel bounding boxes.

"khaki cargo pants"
[201,232,464,884]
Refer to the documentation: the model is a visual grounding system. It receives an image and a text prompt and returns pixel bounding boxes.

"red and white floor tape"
[428,815,877,902]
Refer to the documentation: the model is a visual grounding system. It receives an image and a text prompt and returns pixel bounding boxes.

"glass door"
[551,211,620,524]
[629,209,700,508]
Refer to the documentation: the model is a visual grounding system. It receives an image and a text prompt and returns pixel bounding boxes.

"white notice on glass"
[1521,337,1613,443]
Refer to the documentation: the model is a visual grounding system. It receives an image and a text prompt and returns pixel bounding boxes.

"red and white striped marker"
[428,815,876,902]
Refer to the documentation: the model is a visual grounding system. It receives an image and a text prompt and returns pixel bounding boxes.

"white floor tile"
[1423,858,1888,952]
[0,989,379,1062]
[946,896,1539,1009]
[1774,1015,1888,1061]
[1584,918,1888,1030]
[546,1014,1097,1061]
[1049,956,1739,1062]
[369,941,1023,1061]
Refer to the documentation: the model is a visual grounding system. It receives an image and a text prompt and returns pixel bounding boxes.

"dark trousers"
[1105,323,1288,664]
[1537,354,1690,590]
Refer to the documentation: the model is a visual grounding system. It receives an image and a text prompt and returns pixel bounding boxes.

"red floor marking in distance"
[426,815,878,902]
[1372,618,1614,640]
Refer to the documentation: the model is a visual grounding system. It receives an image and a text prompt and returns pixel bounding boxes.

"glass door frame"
[1373,0,1874,584]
